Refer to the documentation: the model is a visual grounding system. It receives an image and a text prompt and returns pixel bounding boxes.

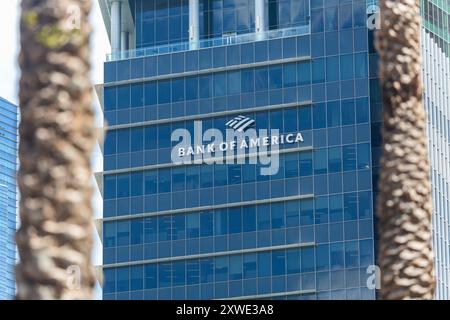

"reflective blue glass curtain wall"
[102,0,377,300]
[0,97,18,300]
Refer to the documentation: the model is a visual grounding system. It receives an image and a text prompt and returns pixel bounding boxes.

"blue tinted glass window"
[158,81,171,104]
[187,260,199,285]
[327,101,340,127]
[339,4,353,29]
[311,33,324,57]
[299,152,313,176]
[272,251,286,276]
[241,69,254,93]
[297,62,311,86]
[243,254,257,279]
[230,255,243,280]
[117,85,130,109]
[314,149,327,175]
[297,35,310,56]
[215,209,228,236]
[316,244,330,271]
[159,263,171,288]
[117,267,129,292]
[255,41,268,62]
[313,103,326,128]
[104,175,116,200]
[357,143,371,170]
[104,131,117,156]
[326,56,339,82]
[271,203,285,229]
[257,204,270,230]
[258,252,271,277]
[325,6,338,31]
[144,264,157,289]
[283,64,297,88]
[131,84,144,108]
[311,8,324,33]
[243,206,256,232]
[328,147,342,173]
[215,256,228,282]
[286,249,300,274]
[301,247,315,272]
[173,215,186,240]
[131,128,144,152]
[214,73,227,97]
[144,82,157,106]
[213,47,226,68]
[200,211,213,237]
[330,242,344,269]
[187,213,200,238]
[229,208,242,234]
[241,43,254,64]
[299,107,312,130]
[227,71,241,95]
[117,174,130,198]
[269,65,283,89]
[340,54,354,80]
[300,200,314,225]
[117,220,130,246]
[227,45,240,66]
[131,172,144,197]
[117,129,130,154]
[173,261,186,286]
[199,75,212,99]
[342,99,355,125]
[344,193,358,221]
[355,53,368,78]
[185,76,199,101]
[343,145,357,171]
[158,169,171,193]
[172,78,185,102]
[312,58,325,83]
[104,87,117,111]
[255,67,269,91]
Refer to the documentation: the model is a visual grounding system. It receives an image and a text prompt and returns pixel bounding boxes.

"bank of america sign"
[171,116,305,175]
[226,116,255,132]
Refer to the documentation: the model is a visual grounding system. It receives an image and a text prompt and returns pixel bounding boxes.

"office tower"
[0,97,18,300]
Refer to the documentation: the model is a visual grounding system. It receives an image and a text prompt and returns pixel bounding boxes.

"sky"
[0,1,109,107]
[0,1,110,299]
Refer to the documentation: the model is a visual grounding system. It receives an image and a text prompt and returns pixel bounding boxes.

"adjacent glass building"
[0,97,18,300]
[421,0,450,299]
[98,0,448,299]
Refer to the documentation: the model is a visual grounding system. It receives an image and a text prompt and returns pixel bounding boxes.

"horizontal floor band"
[103,56,312,89]
[102,145,313,175]
[102,242,316,269]
[107,100,312,131]
[219,289,317,301]
[102,193,315,222]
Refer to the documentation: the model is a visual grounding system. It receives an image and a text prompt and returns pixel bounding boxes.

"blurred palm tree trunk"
[375,0,435,299]
[16,0,96,299]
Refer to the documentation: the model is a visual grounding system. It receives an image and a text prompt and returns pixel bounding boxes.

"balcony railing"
[106,24,311,62]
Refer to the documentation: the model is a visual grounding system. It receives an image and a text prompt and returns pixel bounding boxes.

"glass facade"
[101,0,377,300]
[131,0,311,50]
[0,97,18,300]
[421,0,450,300]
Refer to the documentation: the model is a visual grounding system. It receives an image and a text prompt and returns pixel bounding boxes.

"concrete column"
[255,0,266,40]
[189,0,200,49]
[110,0,122,55]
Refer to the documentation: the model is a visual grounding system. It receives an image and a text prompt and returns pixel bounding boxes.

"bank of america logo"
[226,116,255,132]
